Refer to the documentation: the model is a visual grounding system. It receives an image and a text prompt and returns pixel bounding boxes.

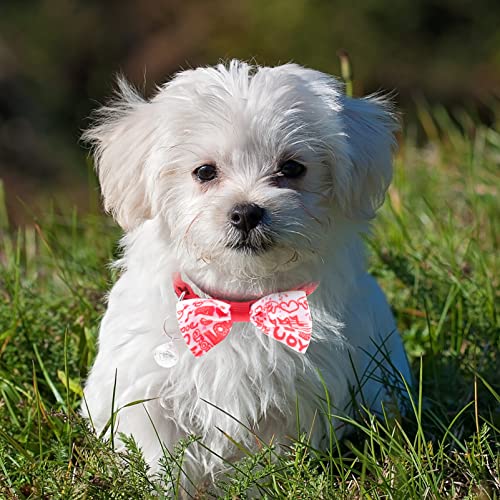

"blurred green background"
[1,0,499,223]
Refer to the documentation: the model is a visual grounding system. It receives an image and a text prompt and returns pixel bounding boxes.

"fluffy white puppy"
[82,60,411,487]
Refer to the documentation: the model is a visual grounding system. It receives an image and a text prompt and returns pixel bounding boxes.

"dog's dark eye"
[278,160,306,178]
[194,164,217,182]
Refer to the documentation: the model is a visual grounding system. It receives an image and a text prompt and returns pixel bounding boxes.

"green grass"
[0,107,499,498]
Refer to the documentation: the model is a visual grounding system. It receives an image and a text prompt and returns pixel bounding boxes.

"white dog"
[82,60,411,489]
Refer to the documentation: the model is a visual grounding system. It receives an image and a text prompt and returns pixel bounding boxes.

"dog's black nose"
[229,203,265,232]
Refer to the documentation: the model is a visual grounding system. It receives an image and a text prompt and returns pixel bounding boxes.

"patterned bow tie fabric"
[176,291,313,357]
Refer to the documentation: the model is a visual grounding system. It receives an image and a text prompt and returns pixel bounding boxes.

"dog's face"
[85,61,397,281]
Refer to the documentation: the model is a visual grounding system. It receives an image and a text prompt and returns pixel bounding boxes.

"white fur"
[82,60,411,488]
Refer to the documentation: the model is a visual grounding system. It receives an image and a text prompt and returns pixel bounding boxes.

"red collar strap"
[172,272,318,322]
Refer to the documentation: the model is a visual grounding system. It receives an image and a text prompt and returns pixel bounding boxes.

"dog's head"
[84,61,398,281]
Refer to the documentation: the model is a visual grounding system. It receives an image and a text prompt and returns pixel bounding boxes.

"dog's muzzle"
[226,203,273,253]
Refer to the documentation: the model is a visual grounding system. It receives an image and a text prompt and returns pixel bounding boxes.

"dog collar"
[172,272,318,322]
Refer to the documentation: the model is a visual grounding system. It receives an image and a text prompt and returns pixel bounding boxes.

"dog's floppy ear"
[280,65,399,219]
[337,95,399,219]
[83,78,156,230]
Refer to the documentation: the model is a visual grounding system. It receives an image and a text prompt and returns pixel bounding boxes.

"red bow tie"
[173,274,318,357]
